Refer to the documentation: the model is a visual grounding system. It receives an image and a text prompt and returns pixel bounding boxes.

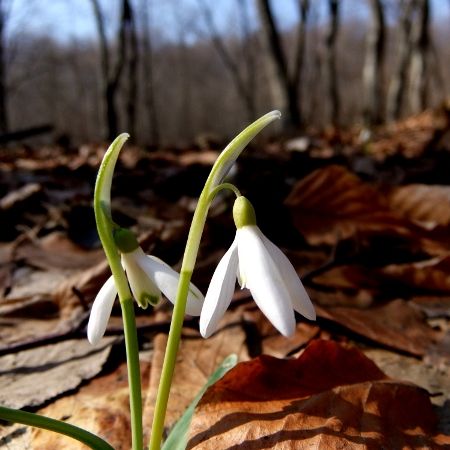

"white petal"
[200,238,238,338]
[137,254,204,316]
[237,226,296,337]
[87,276,117,345]
[122,248,161,308]
[257,229,316,321]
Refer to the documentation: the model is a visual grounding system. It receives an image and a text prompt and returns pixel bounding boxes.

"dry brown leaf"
[380,255,450,292]
[15,232,104,271]
[28,358,151,450]
[188,340,449,449]
[144,312,249,440]
[242,306,319,358]
[0,337,117,409]
[285,166,444,256]
[387,184,450,228]
[285,165,411,246]
[317,299,440,356]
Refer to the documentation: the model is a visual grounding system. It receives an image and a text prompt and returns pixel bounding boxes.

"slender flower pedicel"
[200,196,316,338]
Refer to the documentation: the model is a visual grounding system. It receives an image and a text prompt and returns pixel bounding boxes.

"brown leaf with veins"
[387,184,450,228]
[285,166,444,255]
[144,311,249,440]
[188,340,449,449]
[317,299,440,356]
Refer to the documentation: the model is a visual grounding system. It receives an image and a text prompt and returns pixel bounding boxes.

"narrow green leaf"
[162,354,238,450]
[0,406,114,450]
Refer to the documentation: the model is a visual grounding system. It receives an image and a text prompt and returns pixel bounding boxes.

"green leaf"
[162,354,238,450]
[0,406,114,450]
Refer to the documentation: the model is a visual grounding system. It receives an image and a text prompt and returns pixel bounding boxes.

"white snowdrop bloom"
[200,196,315,338]
[88,232,204,345]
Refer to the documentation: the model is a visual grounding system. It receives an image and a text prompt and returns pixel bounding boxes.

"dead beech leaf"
[285,165,409,245]
[284,166,442,253]
[15,232,104,271]
[242,306,319,357]
[144,314,249,440]
[188,340,449,449]
[387,184,450,228]
[380,255,450,293]
[317,299,439,356]
[0,337,117,409]
[27,359,151,450]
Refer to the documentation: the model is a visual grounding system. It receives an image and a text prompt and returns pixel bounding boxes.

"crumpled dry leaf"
[0,337,118,409]
[188,340,449,449]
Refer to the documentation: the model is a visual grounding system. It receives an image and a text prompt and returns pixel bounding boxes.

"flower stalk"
[148,111,281,449]
[94,133,143,450]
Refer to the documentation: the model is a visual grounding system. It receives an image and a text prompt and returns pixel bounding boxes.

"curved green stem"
[0,406,114,450]
[148,111,280,450]
[207,182,241,203]
[95,134,143,450]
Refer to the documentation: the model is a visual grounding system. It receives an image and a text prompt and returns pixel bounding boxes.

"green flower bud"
[233,196,257,228]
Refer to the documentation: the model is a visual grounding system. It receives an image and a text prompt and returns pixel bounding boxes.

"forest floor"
[0,107,450,448]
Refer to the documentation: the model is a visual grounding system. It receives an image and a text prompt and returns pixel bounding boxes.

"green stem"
[0,406,114,450]
[148,112,280,449]
[94,134,143,450]
[121,298,143,450]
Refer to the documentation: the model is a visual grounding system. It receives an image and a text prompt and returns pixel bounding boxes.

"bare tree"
[363,0,386,126]
[324,0,340,126]
[90,0,133,140]
[386,0,415,121]
[256,0,310,130]
[0,0,8,133]
[198,0,257,121]
[408,0,430,113]
[124,0,138,139]
[141,0,159,145]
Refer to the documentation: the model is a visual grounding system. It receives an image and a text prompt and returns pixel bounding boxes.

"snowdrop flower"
[88,228,204,345]
[200,196,315,338]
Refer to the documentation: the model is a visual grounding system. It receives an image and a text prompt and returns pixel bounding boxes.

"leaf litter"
[0,108,450,447]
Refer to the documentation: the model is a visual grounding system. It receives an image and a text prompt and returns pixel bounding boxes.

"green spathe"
[233,196,257,228]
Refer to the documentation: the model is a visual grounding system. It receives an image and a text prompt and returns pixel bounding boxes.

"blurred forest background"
[0,0,449,146]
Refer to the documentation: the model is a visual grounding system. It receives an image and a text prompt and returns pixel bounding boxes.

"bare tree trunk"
[198,0,256,121]
[256,0,303,130]
[141,0,159,145]
[408,0,430,113]
[90,0,128,141]
[325,0,340,126]
[124,0,138,139]
[386,0,414,121]
[293,0,309,124]
[363,0,386,126]
[0,0,8,133]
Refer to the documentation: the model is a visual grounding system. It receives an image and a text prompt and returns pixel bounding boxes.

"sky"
[4,0,450,46]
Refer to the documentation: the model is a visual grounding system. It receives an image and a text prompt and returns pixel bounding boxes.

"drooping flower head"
[200,196,315,338]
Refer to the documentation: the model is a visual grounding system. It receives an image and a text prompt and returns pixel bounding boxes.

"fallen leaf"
[0,337,117,409]
[387,184,450,229]
[144,313,249,440]
[285,166,444,256]
[188,340,449,449]
[317,299,440,356]
[27,358,151,450]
